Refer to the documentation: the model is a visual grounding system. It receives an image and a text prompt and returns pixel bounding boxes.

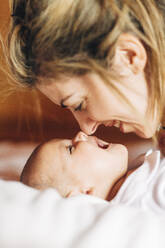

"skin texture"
[21,132,128,200]
[37,34,158,139]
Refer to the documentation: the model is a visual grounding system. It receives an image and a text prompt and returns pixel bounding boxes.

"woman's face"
[34,132,128,199]
[38,70,155,138]
[37,34,158,138]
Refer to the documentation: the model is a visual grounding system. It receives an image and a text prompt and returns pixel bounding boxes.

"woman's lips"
[91,120,125,134]
[120,122,124,133]
[104,120,146,136]
[104,120,124,133]
[104,121,114,127]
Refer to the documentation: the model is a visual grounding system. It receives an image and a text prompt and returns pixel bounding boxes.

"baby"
[20,131,129,200]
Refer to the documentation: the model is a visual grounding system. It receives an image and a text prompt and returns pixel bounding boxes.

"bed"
[0,141,165,248]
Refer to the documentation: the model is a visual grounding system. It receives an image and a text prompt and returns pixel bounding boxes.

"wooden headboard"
[0,1,80,141]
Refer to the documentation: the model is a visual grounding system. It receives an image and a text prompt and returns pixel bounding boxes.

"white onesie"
[112,150,165,214]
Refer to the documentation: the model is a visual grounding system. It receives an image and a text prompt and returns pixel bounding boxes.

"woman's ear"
[111,33,147,75]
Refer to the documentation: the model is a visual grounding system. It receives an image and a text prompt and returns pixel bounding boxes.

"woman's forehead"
[37,74,90,101]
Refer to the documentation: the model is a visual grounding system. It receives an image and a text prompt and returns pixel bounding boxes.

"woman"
[6,1,165,151]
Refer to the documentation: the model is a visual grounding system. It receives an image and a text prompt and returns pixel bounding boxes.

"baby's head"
[21,132,128,200]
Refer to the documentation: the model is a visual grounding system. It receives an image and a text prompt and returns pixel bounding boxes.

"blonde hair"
[5,0,165,130]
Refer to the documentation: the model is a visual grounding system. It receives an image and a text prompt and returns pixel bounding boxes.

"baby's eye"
[74,102,83,112]
[68,145,75,154]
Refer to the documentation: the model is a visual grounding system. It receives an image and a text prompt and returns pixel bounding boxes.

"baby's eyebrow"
[59,141,72,163]
[60,141,68,152]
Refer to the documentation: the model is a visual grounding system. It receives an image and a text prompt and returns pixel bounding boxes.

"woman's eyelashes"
[61,99,86,112]
[74,102,83,112]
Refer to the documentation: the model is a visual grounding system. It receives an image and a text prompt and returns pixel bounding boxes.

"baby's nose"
[72,131,88,144]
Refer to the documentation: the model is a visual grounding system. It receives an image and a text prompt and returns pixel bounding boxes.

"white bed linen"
[0,142,165,248]
[0,180,165,248]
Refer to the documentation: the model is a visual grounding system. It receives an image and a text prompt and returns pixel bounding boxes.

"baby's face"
[22,132,128,200]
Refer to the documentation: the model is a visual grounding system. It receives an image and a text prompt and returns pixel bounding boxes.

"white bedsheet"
[0,141,165,248]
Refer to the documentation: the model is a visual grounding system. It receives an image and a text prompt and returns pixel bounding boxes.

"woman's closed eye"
[74,102,83,112]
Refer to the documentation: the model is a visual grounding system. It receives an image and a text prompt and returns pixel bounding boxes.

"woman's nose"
[72,131,88,145]
[72,112,98,135]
